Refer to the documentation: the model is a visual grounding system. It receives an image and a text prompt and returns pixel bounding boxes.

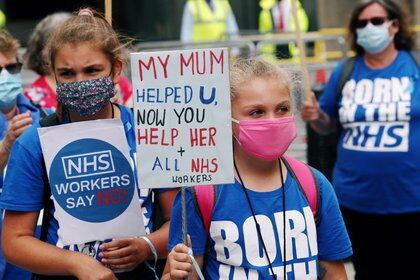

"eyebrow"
[56,64,105,71]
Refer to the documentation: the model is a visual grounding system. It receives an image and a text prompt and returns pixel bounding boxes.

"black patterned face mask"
[56,76,115,117]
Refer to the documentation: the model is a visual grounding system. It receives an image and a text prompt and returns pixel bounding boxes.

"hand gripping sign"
[131,48,234,188]
[38,119,145,245]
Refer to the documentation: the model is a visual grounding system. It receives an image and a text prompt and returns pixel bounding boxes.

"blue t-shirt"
[168,169,352,280]
[319,51,420,214]
[0,105,156,278]
[0,94,48,280]
[0,94,45,188]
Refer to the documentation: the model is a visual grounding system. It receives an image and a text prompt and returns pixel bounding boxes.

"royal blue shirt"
[319,51,420,214]
[168,168,352,280]
[0,94,48,280]
[0,105,157,279]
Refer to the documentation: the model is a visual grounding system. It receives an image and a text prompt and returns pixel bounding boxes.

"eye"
[58,70,75,78]
[85,67,102,75]
[277,105,290,114]
[249,109,263,117]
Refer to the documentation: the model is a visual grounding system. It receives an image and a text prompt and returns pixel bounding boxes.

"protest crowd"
[0,0,418,279]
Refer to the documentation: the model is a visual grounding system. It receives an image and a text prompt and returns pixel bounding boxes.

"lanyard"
[234,158,287,280]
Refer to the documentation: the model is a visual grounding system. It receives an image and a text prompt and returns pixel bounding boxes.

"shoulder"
[118,104,134,122]
[398,50,419,68]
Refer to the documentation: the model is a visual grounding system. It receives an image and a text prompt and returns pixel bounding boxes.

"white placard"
[38,119,145,245]
[131,48,234,188]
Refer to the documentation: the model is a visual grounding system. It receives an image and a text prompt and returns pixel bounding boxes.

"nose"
[74,73,89,82]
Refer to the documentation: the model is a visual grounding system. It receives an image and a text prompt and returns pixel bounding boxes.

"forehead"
[0,52,17,66]
[234,77,290,105]
[54,42,110,67]
[359,3,388,19]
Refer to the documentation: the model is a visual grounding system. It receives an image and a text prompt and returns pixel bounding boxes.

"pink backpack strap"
[282,155,319,221]
[192,185,215,233]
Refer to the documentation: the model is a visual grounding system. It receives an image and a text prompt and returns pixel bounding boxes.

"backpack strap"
[282,155,319,222]
[192,185,215,233]
[336,56,357,103]
[39,113,60,127]
[409,49,420,67]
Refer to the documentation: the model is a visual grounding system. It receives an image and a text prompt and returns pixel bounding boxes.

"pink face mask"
[232,116,297,160]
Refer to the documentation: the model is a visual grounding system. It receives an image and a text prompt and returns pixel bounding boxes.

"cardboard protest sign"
[131,48,234,188]
[38,119,145,245]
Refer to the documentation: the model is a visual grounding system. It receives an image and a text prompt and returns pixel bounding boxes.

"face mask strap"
[231,118,240,124]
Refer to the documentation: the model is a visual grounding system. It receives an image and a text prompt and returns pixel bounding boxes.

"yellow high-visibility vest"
[259,0,277,59]
[189,0,231,42]
[258,0,309,59]
[0,9,6,28]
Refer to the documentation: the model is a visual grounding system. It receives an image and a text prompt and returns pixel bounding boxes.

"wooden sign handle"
[105,0,112,26]
[291,0,311,102]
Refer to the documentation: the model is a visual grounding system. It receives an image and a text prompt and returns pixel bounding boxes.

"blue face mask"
[356,22,394,54]
[0,70,22,110]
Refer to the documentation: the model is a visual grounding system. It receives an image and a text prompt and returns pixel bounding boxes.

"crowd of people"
[0,0,418,279]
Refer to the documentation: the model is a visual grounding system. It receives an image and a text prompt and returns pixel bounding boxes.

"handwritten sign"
[131,48,234,188]
[38,119,145,245]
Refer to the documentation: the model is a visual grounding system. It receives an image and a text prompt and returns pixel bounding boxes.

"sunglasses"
[0,62,23,74]
[356,17,390,28]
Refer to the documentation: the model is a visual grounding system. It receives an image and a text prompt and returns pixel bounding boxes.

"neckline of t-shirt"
[231,171,292,198]
[61,103,125,125]
[360,50,402,72]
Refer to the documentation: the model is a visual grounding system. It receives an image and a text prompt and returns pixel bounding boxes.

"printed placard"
[131,48,234,188]
[38,119,145,245]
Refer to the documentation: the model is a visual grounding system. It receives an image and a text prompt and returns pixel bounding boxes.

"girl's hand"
[301,91,321,122]
[73,254,117,280]
[99,238,150,271]
[168,243,193,280]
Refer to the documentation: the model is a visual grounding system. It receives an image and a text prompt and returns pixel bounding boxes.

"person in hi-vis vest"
[259,0,308,59]
[180,0,239,42]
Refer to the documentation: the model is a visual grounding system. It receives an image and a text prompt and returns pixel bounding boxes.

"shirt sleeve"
[0,130,45,211]
[318,60,345,118]
[313,169,353,261]
[168,188,208,256]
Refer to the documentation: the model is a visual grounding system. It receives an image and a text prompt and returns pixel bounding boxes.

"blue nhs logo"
[61,150,115,179]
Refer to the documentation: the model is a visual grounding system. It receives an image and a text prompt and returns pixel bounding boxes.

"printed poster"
[38,119,145,245]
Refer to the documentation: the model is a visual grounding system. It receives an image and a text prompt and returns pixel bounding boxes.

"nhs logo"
[61,150,115,179]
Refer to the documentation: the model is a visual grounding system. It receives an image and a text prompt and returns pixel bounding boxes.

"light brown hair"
[43,8,125,119]
[0,29,20,59]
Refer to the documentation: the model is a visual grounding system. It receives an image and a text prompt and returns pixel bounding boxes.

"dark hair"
[25,12,71,75]
[348,0,414,55]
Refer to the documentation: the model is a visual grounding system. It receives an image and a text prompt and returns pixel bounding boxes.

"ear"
[389,19,399,36]
[112,59,123,85]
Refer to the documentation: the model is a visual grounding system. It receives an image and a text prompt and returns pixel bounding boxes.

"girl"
[0,8,176,280]
[163,58,352,280]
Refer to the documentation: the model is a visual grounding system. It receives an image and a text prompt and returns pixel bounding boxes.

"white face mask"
[356,21,394,54]
[0,70,22,110]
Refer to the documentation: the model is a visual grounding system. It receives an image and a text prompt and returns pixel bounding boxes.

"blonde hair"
[0,29,20,58]
[230,57,293,102]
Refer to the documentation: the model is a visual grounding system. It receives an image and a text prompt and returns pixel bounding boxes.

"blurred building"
[1,0,418,45]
